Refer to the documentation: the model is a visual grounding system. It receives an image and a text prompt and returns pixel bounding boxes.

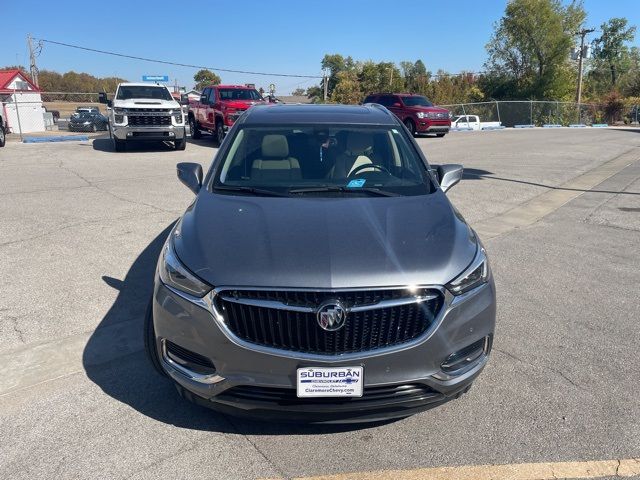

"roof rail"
[363,102,395,117]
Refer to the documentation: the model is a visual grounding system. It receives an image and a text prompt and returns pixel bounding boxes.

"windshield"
[212,125,433,196]
[116,86,173,101]
[402,96,433,107]
[218,89,263,101]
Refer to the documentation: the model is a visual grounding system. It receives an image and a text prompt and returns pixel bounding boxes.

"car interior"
[219,127,426,189]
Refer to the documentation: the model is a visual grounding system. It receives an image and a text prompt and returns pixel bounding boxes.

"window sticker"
[347,179,366,188]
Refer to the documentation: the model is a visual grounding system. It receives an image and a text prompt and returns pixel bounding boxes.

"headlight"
[416,111,426,119]
[158,232,211,297]
[174,114,183,123]
[113,108,125,115]
[446,246,490,295]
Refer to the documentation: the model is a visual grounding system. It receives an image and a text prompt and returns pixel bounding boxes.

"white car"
[451,115,502,131]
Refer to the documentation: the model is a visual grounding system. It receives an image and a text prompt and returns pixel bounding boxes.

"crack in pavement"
[57,160,177,215]
[494,348,588,392]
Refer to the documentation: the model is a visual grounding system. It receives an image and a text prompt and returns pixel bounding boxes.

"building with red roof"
[0,69,46,134]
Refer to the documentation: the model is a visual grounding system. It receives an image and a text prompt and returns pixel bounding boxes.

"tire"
[215,120,224,146]
[113,138,126,152]
[144,298,167,377]
[404,118,416,136]
[189,115,201,139]
[436,133,446,138]
[175,138,186,150]
[0,125,5,147]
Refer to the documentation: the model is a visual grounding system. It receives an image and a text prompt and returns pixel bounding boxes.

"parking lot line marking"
[277,457,640,480]
[475,148,639,239]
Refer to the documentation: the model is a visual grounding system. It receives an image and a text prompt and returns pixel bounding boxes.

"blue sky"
[2,0,639,94]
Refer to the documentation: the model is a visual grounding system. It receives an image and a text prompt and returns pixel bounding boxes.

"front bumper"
[152,281,496,422]
[112,125,186,141]
[416,120,451,133]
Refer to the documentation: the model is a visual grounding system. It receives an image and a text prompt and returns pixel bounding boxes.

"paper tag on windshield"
[347,179,366,188]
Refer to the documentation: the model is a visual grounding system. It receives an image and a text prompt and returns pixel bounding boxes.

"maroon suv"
[363,93,451,137]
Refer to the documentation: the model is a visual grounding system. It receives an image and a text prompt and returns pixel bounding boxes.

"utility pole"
[322,71,328,103]
[27,34,39,88]
[575,28,595,106]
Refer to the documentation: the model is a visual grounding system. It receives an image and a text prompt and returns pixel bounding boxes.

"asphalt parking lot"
[1,128,639,479]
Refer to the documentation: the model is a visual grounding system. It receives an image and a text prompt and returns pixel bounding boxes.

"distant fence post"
[495,100,501,124]
[530,100,533,126]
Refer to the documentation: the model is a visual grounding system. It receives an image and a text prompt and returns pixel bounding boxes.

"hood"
[408,106,450,113]
[174,192,477,289]
[221,99,266,110]
[112,98,180,109]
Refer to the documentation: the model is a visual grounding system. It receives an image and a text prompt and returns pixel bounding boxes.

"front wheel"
[175,138,186,150]
[0,126,5,147]
[189,116,201,139]
[215,121,225,146]
[113,138,126,152]
[404,118,416,136]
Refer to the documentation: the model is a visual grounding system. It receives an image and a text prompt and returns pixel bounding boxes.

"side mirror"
[98,92,108,104]
[435,164,464,193]
[177,162,203,194]
[392,102,401,107]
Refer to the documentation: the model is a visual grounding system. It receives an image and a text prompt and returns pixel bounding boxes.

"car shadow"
[82,223,388,435]
[92,138,180,153]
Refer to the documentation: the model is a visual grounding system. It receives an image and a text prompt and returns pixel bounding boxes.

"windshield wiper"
[213,185,287,197]
[288,186,398,197]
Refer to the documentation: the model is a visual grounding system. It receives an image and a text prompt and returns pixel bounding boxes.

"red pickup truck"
[188,84,266,144]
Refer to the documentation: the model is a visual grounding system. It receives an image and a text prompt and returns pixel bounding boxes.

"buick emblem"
[316,300,347,331]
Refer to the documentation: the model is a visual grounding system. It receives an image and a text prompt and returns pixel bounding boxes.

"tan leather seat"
[329,132,375,178]
[251,135,302,181]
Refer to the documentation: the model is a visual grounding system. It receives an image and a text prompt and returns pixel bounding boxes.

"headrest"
[261,135,289,158]
[346,132,372,155]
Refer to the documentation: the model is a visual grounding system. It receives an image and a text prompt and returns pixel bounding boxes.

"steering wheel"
[348,163,391,177]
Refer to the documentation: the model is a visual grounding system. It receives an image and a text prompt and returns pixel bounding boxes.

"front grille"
[218,383,443,406]
[215,288,443,355]
[128,115,171,126]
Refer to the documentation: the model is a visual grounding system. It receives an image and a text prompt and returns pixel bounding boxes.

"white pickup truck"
[99,83,186,152]
[451,115,502,131]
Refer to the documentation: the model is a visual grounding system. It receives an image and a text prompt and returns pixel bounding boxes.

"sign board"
[142,75,169,82]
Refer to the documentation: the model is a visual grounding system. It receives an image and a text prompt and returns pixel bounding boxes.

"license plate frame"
[296,366,364,398]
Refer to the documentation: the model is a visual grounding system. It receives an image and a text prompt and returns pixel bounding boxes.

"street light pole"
[575,28,595,123]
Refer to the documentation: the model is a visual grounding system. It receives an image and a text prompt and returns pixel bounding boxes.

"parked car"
[0,108,6,147]
[188,84,267,144]
[98,83,186,152]
[145,103,496,423]
[71,106,100,119]
[68,112,109,132]
[451,115,502,130]
[363,93,451,137]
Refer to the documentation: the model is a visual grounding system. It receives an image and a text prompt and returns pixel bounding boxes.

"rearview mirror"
[177,162,203,194]
[434,164,464,193]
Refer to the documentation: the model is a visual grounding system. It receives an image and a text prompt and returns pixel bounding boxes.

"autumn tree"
[193,69,221,91]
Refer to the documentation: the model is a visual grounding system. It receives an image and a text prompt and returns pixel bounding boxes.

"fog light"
[432,336,492,380]
[169,131,175,136]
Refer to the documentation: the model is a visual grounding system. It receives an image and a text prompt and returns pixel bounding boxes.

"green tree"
[330,70,361,104]
[484,0,585,99]
[193,69,221,91]
[593,18,636,87]
[291,87,306,96]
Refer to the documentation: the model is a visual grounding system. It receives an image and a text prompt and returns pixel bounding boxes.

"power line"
[34,38,323,79]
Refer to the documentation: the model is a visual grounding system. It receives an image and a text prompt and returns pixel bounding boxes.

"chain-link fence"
[440,100,608,127]
[1,92,113,140]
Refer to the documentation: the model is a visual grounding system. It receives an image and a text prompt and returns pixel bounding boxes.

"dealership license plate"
[296,366,363,398]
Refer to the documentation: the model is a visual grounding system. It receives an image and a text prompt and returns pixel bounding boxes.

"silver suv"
[145,104,496,423]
